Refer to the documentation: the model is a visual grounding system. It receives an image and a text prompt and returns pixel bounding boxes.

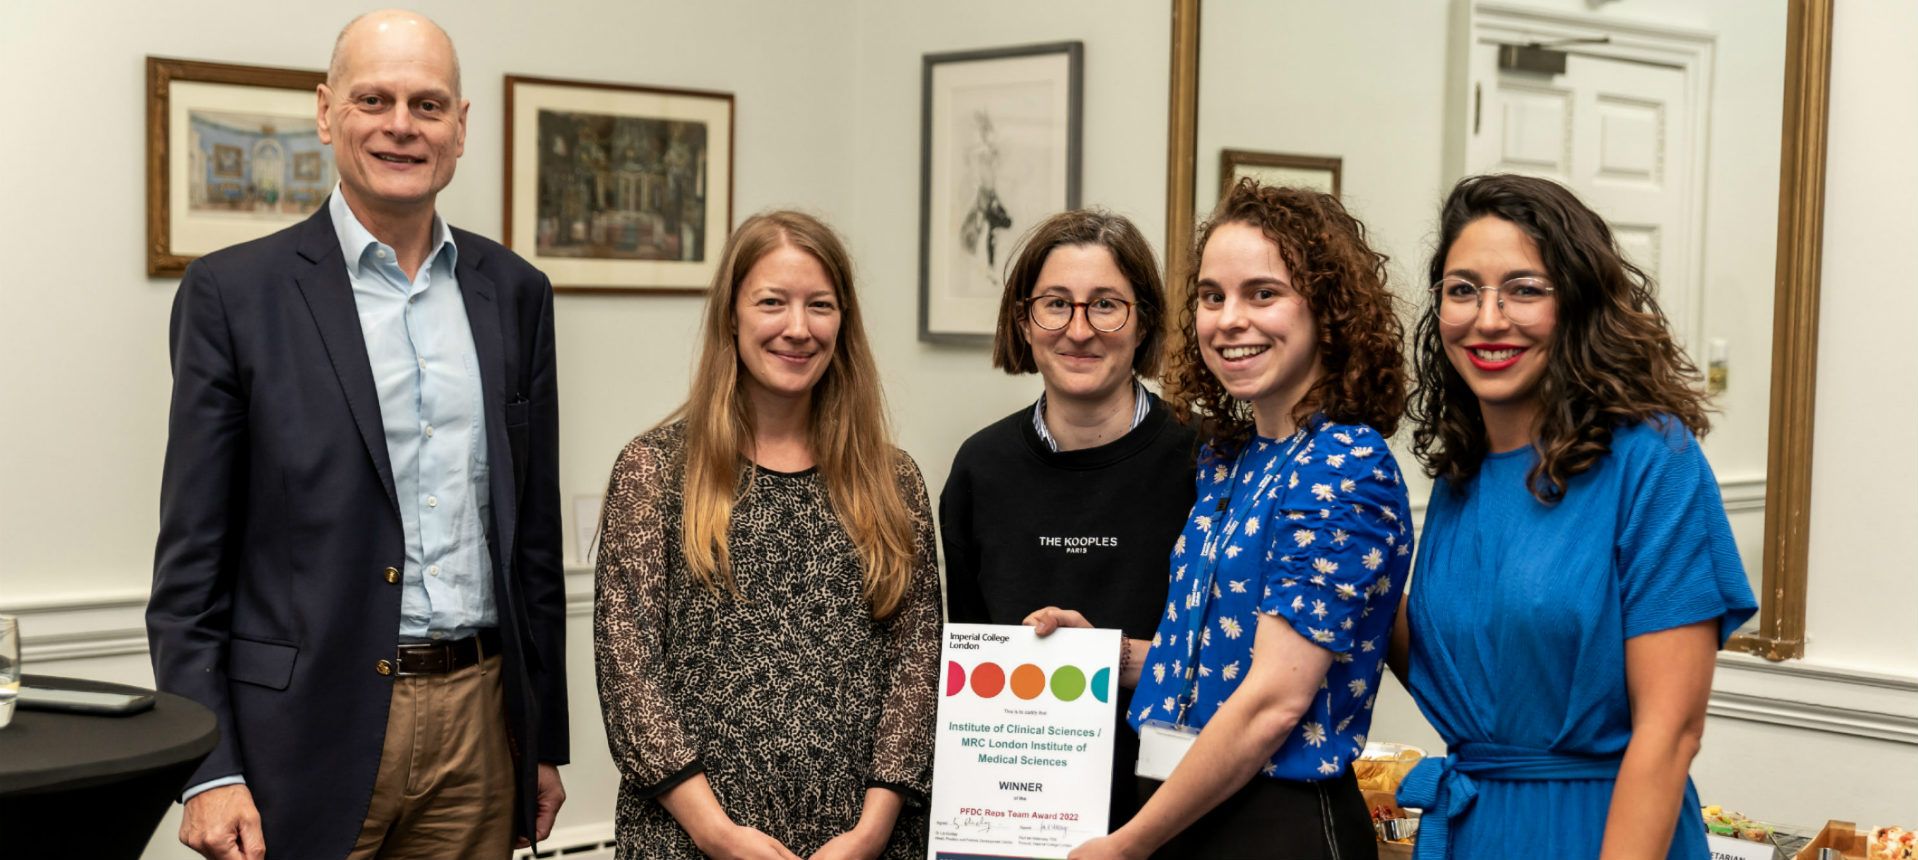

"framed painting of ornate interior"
[504,75,734,294]
[146,57,333,278]
[918,41,1083,344]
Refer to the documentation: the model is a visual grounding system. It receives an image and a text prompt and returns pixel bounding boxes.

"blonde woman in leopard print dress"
[594,210,940,859]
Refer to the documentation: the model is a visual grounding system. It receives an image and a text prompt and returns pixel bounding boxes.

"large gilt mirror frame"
[1163,0,1833,661]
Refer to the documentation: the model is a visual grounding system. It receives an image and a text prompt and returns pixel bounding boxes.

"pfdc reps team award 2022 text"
[928,623,1120,860]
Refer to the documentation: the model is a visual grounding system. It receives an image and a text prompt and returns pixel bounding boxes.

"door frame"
[1464,2,1718,350]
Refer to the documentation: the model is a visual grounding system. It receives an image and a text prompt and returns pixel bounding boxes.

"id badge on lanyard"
[1136,719,1201,781]
[1135,429,1306,782]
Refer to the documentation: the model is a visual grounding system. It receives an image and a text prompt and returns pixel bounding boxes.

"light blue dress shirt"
[183,193,500,802]
[329,190,497,642]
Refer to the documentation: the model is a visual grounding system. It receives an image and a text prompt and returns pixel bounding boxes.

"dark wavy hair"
[1410,174,1710,502]
[1164,179,1406,457]
[992,209,1168,378]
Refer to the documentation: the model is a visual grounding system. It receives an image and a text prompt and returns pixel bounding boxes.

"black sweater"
[939,393,1198,639]
[938,394,1198,825]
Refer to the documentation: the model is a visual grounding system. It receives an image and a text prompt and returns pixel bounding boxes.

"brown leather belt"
[393,629,501,676]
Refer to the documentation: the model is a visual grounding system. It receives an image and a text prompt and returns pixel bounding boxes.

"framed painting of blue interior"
[146,57,333,277]
[503,75,734,293]
[919,41,1083,344]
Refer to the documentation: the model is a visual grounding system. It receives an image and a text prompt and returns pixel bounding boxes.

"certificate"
[928,623,1120,859]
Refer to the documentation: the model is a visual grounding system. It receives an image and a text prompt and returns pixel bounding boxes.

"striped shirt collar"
[1032,379,1152,453]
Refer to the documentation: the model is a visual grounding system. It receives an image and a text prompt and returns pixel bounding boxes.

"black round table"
[0,675,217,859]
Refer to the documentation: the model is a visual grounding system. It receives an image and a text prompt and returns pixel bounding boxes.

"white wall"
[1195,0,1918,830]
[845,0,1171,496]
[1195,0,1455,520]
[0,0,1163,855]
[1801,0,1918,677]
[1195,0,1783,581]
[0,0,863,602]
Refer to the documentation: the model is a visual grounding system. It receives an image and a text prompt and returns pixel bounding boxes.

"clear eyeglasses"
[1023,296,1134,333]
[1430,276,1557,327]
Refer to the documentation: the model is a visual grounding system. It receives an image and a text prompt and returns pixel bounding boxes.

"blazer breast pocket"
[229,636,299,691]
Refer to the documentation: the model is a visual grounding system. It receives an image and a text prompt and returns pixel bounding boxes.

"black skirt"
[1139,768,1377,860]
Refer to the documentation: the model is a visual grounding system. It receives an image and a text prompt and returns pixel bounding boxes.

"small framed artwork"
[919,41,1083,344]
[1219,149,1342,199]
[504,75,734,294]
[146,57,333,278]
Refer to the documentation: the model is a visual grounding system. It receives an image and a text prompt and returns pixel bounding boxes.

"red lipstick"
[1465,343,1527,371]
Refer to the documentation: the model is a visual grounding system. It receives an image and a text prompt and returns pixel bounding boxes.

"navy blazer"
[148,205,569,858]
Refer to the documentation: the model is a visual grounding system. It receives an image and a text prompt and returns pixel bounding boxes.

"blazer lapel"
[291,207,400,515]
[456,239,518,573]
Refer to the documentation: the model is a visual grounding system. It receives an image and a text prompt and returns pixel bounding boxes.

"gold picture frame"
[146,57,331,278]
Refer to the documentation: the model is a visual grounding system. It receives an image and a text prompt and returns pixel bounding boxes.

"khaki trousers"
[348,654,515,860]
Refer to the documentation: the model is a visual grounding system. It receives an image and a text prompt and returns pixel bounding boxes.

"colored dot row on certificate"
[945,661,1111,703]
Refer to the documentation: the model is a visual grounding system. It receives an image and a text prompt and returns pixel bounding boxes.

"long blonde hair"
[667,210,917,618]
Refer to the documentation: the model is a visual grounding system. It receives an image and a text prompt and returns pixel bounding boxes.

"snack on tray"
[1701,805,1774,843]
[1354,742,1426,794]
[1869,826,1917,860]
[1365,790,1416,844]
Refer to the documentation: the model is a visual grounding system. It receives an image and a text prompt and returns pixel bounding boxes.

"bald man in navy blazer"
[148,11,567,859]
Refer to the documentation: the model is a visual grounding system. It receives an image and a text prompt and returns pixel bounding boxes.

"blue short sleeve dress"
[1400,419,1758,859]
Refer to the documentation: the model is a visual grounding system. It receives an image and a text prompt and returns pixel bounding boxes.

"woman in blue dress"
[1029,179,1412,859]
[1393,174,1759,859]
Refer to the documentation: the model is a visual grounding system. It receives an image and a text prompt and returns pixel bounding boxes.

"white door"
[1465,39,1699,347]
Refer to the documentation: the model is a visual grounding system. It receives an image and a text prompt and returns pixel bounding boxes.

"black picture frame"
[918,41,1083,345]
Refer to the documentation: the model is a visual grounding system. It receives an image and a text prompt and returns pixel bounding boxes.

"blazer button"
[383,567,401,585]
[375,659,394,676]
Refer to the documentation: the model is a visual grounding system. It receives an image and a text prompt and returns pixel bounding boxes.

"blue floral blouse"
[1129,420,1413,782]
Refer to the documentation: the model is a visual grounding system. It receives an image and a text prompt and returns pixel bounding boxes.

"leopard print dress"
[594,422,939,858]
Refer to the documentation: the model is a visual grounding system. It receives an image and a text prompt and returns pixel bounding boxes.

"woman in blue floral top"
[1028,179,1411,859]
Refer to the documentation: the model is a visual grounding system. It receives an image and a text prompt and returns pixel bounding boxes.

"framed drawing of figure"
[919,42,1083,344]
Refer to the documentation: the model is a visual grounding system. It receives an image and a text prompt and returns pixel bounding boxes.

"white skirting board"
[515,823,617,859]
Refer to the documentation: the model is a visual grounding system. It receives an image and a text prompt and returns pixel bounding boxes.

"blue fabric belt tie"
[1396,742,1624,859]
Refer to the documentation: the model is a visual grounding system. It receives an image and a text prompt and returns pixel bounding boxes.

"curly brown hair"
[1163,179,1407,457]
[1409,174,1710,502]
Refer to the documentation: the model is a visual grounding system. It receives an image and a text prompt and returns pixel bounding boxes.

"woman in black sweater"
[939,209,1197,829]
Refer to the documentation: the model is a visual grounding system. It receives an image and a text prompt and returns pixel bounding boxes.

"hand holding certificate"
[928,623,1120,860]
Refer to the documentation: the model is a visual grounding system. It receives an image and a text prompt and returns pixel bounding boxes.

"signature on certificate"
[954,815,994,834]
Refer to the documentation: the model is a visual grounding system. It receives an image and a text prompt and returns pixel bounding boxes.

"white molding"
[511,822,615,859]
[0,589,152,662]
[1707,691,1918,746]
[0,572,599,663]
[17,583,1915,747]
[1717,652,1918,693]
[566,565,594,617]
[1474,2,1718,45]
[1718,474,1766,514]
[1709,653,1918,746]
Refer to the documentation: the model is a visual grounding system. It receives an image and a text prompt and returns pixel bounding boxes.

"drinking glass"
[0,614,19,729]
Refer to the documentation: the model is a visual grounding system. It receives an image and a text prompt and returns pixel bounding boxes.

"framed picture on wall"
[919,41,1083,344]
[1220,149,1342,199]
[146,57,333,278]
[504,75,734,294]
